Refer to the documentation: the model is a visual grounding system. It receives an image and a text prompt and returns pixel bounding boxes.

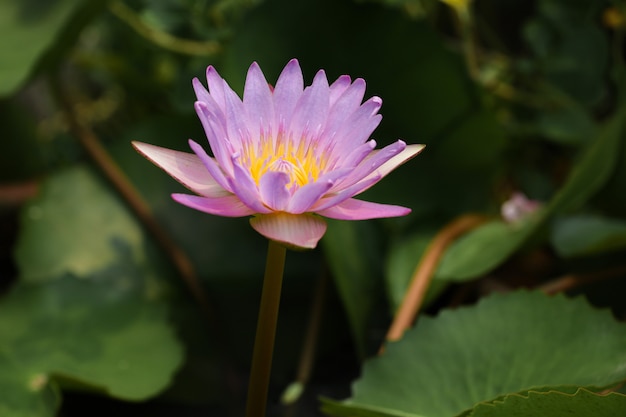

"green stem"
[246,240,287,417]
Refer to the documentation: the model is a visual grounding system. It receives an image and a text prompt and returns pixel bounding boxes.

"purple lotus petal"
[250,213,327,249]
[337,140,376,170]
[133,141,229,198]
[228,161,272,214]
[193,86,227,126]
[273,59,304,128]
[312,172,382,212]
[193,103,234,173]
[222,78,251,147]
[193,77,211,104]
[134,59,424,249]
[172,193,255,217]
[317,198,411,220]
[356,143,425,193]
[287,179,334,214]
[334,140,406,191]
[206,66,227,108]
[244,62,275,141]
[329,96,382,154]
[259,170,291,211]
[288,70,329,144]
[187,139,233,193]
[329,75,352,106]
[324,78,366,137]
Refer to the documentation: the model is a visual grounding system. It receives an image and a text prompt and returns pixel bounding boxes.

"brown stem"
[48,72,239,413]
[383,214,488,348]
[539,265,626,295]
[50,78,210,311]
[0,181,40,206]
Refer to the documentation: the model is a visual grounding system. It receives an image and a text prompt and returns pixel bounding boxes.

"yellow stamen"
[240,133,328,188]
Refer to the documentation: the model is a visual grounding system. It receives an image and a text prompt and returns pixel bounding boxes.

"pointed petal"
[324,78,366,137]
[273,59,304,127]
[206,66,226,108]
[317,198,411,220]
[172,193,255,217]
[287,179,334,214]
[288,69,330,142]
[244,62,275,140]
[334,140,407,191]
[259,171,290,211]
[336,139,376,169]
[194,102,232,172]
[223,78,250,146]
[356,143,425,193]
[328,75,352,106]
[192,77,211,103]
[187,139,233,193]
[312,173,381,211]
[250,213,327,249]
[329,96,382,153]
[132,141,228,198]
[285,166,351,213]
[228,161,272,213]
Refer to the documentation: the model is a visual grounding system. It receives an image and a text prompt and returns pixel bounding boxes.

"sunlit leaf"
[0,268,183,417]
[323,291,626,417]
[14,166,144,282]
[4,166,184,416]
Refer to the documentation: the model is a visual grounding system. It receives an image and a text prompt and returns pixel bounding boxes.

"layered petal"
[243,62,275,141]
[311,172,382,212]
[250,213,327,249]
[288,70,330,144]
[317,198,411,220]
[332,140,407,192]
[273,59,304,128]
[132,141,228,197]
[323,78,367,139]
[229,161,272,214]
[355,143,425,193]
[287,179,335,214]
[135,59,424,250]
[206,66,227,108]
[259,170,291,211]
[328,75,352,106]
[172,193,255,217]
[329,96,382,155]
[187,139,233,193]
[194,102,233,173]
[222,77,250,148]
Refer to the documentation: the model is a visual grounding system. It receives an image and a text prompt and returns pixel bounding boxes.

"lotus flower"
[133,59,423,249]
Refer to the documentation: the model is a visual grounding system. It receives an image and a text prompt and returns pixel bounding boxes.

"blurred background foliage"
[1,0,626,416]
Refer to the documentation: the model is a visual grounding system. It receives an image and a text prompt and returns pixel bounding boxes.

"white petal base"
[250,213,327,250]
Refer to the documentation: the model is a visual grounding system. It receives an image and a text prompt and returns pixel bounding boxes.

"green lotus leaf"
[323,291,626,417]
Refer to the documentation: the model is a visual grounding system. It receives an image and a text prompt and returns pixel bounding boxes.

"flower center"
[240,133,327,189]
